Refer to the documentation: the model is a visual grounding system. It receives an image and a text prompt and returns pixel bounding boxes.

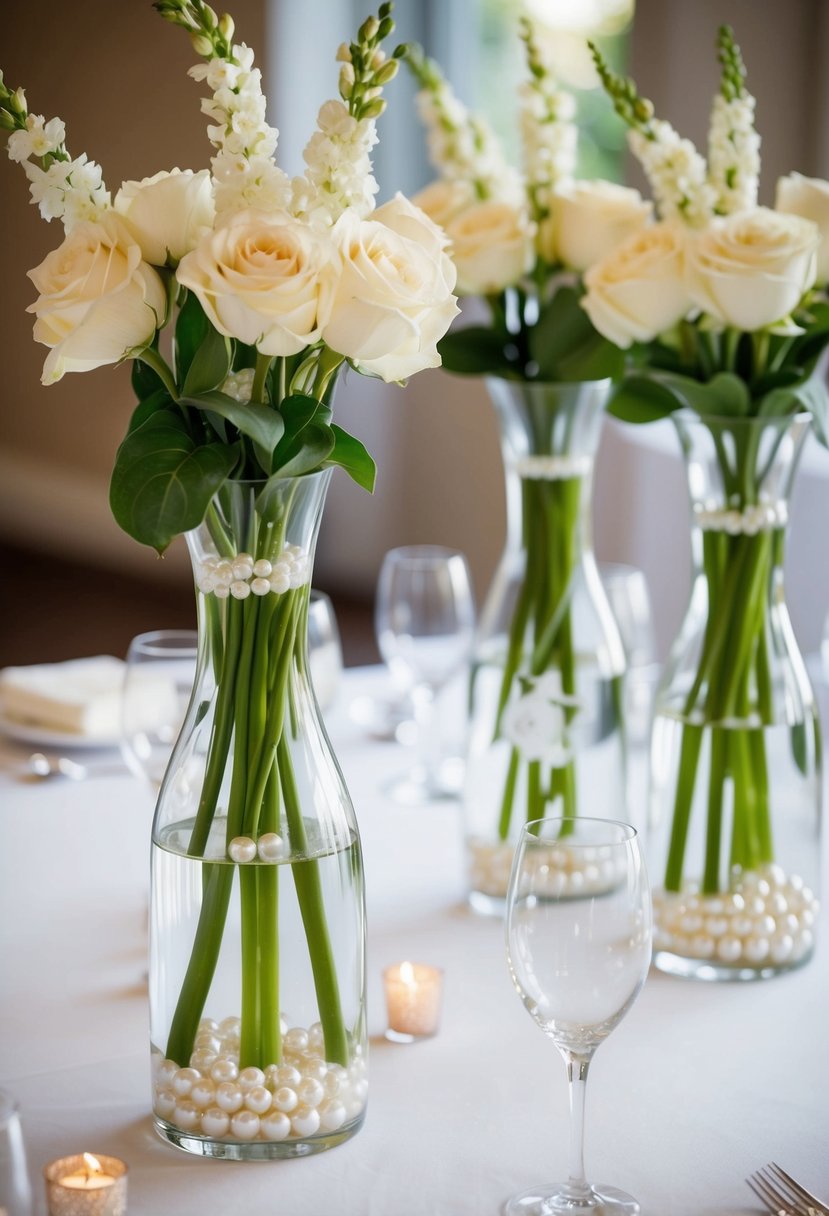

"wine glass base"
[504,1183,640,1216]
[381,759,463,805]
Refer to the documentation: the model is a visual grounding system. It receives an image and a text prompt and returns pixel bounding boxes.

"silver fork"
[747,1163,829,1216]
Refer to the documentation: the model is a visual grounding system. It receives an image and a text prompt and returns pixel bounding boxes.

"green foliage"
[182,323,232,398]
[438,327,517,377]
[323,425,376,492]
[271,393,334,477]
[530,287,625,382]
[183,390,286,453]
[174,291,211,386]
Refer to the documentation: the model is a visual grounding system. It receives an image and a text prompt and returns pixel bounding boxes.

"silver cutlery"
[747,1163,829,1216]
[22,752,126,781]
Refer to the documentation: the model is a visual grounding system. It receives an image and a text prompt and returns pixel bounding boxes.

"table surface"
[1,665,827,1216]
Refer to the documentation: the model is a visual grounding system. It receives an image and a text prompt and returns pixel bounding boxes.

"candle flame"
[399,961,415,984]
[82,1153,102,1176]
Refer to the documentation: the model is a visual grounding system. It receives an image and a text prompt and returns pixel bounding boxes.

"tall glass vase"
[464,378,627,914]
[650,411,821,980]
[150,471,367,1158]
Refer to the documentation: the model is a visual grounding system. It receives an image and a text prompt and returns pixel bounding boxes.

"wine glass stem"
[412,684,440,780]
[564,1052,592,1199]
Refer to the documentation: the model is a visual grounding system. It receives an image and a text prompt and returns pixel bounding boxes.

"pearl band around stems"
[510,454,591,481]
[196,545,310,600]
[694,497,788,535]
[153,1016,367,1143]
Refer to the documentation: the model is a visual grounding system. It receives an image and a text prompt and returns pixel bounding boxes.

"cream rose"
[27,213,166,385]
[323,193,459,383]
[176,209,339,357]
[776,172,829,284]
[444,199,535,295]
[114,168,215,267]
[581,222,691,348]
[542,179,652,272]
[412,178,476,232]
[686,207,819,331]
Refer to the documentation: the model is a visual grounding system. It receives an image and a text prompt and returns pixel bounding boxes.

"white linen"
[1,666,827,1216]
[0,656,127,739]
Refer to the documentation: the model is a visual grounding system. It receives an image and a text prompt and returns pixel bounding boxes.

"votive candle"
[44,1152,128,1216]
[383,961,443,1041]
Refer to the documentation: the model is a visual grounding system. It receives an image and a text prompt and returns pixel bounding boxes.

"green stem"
[258,765,282,1065]
[252,352,273,405]
[137,347,179,401]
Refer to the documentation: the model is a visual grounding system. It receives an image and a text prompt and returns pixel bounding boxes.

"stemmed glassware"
[121,629,199,793]
[504,817,652,1215]
[599,563,658,746]
[0,1089,32,1216]
[376,545,475,803]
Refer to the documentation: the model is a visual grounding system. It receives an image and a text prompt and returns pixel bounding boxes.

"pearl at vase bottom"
[152,1017,366,1142]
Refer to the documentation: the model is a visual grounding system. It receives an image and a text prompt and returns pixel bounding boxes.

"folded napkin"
[0,655,128,739]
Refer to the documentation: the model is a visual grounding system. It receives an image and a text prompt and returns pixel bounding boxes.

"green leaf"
[528,285,624,382]
[182,324,232,398]
[272,393,332,467]
[275,421,335,477]
[608,376,682,424]
[182,391,285,451]
[109,411,238,553]
[127,389,173,435]
[654,371,751,417]
[437,327,516,376]
[131,351,165,399]
[556,332,625,382]
[174,290,210,385]
[323,424,376,492]
[759,375,829,445]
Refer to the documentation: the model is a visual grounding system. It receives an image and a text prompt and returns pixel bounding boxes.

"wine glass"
[121,629,199,793]
[375,545,475,803]
[504,816,652,1215]
[307,590,344,710]
[599,563,659,746]
[0,1090,32,1216]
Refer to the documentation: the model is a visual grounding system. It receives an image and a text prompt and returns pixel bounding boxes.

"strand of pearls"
[196,545,309,600]
[511,454,591,481]
[654,865,817,967]
[694,497,787,534]
[153,1017,367,1142]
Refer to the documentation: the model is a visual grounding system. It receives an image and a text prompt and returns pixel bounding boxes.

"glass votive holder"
[44,1153,127,1216]
[383,961,444,1042]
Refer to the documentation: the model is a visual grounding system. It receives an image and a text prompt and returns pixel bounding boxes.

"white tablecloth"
[1,667,827,1216]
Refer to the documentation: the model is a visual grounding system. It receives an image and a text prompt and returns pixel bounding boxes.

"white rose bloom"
[323,193,459,382]
[444,199,535,295]
[542,179,652,272]
[582,222,691,349]
[501,691,568,764]
[26,213,166,384]
[114,168,215,267]
[412,179,476,232]
[686,207,819,331]
[176,208,339,357]
[776,172,829,284]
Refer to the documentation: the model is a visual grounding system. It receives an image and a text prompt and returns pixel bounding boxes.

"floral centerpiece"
[405,21,648,909]
[1,0,458,1153]
[585,28,828,977]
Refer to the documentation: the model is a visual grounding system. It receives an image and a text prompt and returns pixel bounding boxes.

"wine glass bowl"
[504,817,652,1216]
[121,630,199,793]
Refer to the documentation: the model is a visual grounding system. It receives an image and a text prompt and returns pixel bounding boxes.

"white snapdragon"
[291,99,380,227]
[519,81,577,217]
[414,82,523,206]
[707,92,760,215]
[189,42,290,217]
[23,153,110,229]
[7,113,65,162]
[629,121,715,228]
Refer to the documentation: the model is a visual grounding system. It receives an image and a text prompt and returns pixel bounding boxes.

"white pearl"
[216,561,234,585]
[794,929,814,959]
[782,913,800,936]
[257,833,286,862]
[245,1085,273,1115]
[346,1099,364,1120]
[276,1065,302,1089]
[154,1089,176,1119]
[324,1067,345,1097]
[251,577,271,596]
[172,1067,201,1096]
[801,908,816,929]
[703,897,724,915]
[270,570,291,594]
[299,1053,327,1080]
[199,1017,219,1032]
[210,1058,238,1084]
[583,863,600,886]
[690,934,715,959]
[201,1107,230,1138]
[716,936,742,963]
[219,1016,241,1036]
[214,584,230,599]
[232,559,254,582]
[653,928,673,952]
[705,916,728,938]
[297,1078,325,1108]
[253,559,273,578]
[173,1100,201,1131]
[801,886,816,907]
[291,1107,321,1137]
[273,1087,298,1113]
[755,879,771,897]
[228,836,257,864]
[189,1048,218,1072]
[284,1027,309,1054]
[238,1066,265,1092]
[215,1082,244,1113]
[261,1111,292,1141]
[770,933,794,963]
[230,580,251,600]
[744,935,770,963]
[307,1023,325,1051]
[567,870,585,893]
[289,564,307,589]
[765,864,786,886]
[230,1109,260,1140]
[730,916,753,939]
[156,1058,179,1086]
[190,1080,216,1109]
[754,914,776,937]
[768,892,788,916]
[195,1032,221,1052]
[319,1100,347,1132]
[679,914,703,934]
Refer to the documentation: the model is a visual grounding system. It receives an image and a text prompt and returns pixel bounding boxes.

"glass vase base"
[382,763,462,806]
[467,888,507,918]
[652,947,813,983]
[153,1111,365,1159]
[503,1182,639,1215]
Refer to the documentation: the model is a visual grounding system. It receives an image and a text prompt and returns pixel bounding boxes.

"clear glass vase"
[150,471,367,1158]
[464,378,627,914]
[650,411,821,980]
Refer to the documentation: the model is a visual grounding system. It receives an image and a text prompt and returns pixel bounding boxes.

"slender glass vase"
[150,471,367,1158]
[650,411,821,980]
[464,378,627,914]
